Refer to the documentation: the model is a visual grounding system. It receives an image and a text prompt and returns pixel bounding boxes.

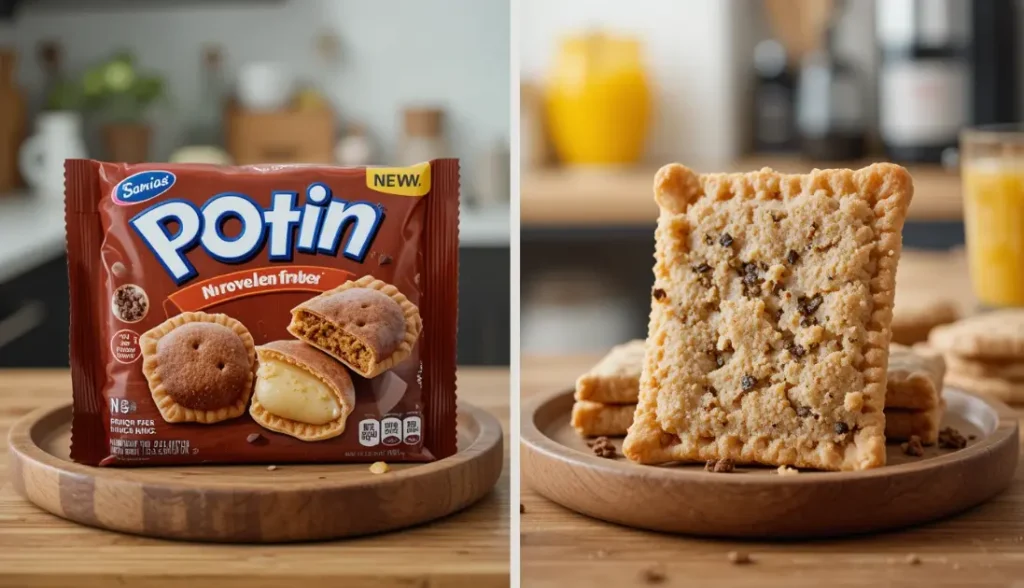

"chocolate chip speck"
[713,458,735,473]
[728,551,752,565]
[901,435,924,457]
[641,564,667,584]
[741,375,756,391]
[590,436,617,458]
[939,426,967,450]
[796,406,811,418]
[716,355,725,368]
[786,250,799,264]
[704,233,714,246]
[790,344,806,358]
[719,233,733,247]
[653,288,666,300]
[834,422,850,435]
[798,293,824,316]
[704,385,718,396]
[693,263,712,274]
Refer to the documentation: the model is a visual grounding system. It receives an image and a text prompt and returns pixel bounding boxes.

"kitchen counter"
[0,193,65,283]
[521,253,1024,587]
[0,367,510,587]
[522,158,963,227]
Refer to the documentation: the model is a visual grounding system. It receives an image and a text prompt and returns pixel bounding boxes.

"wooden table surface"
[0,367,509,588]
[521,253,1024,587]
[521,356,1024,588]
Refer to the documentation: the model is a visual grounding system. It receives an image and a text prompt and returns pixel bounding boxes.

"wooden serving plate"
[522,388,1019,538]
[9,401,502,543]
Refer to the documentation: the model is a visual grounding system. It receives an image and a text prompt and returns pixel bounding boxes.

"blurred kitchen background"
[0,0,510,367]
[521,0,1022,354]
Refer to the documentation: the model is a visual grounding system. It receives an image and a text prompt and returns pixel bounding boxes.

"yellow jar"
[961,125,1024,307]
[545,33,652,165]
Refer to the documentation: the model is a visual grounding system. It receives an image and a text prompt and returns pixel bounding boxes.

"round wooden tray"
[522,388,1019,539]
[9,401,503,543]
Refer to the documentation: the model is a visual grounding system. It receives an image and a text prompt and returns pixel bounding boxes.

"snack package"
[65,159,459,466]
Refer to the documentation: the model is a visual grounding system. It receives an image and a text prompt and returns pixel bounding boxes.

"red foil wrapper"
[65,159,459,466]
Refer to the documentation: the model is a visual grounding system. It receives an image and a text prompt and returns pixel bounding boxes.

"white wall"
[0,0,510,169]
[520,0,745,167]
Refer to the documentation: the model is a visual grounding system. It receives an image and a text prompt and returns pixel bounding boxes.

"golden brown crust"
[886,344,945,410]
[624,163,912,471]
[249,340,356,441]
[140,312,256,424]
[288,275,422,378]
[574,340,645,404]
[571,401,635,437]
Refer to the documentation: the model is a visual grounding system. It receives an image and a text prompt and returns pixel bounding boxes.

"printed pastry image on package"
[65,159,459,466]
[140,311,256,425]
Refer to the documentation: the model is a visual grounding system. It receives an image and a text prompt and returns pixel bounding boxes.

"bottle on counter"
[335,122,374,167]
[189,45,227,147]
[0,48,25,194]
[397,107,449,166]
[876,0,971,163]
[751,39,797,153]
[970,0,1019,127]
[796,18,867,161]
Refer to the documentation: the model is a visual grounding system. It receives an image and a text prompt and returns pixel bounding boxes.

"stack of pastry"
[927,310,1024,405]
[571,340,645,437]
[885,344,946,445]
[572,341,947,446]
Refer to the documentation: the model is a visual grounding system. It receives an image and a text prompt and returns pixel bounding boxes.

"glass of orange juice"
[961,125,1024,307]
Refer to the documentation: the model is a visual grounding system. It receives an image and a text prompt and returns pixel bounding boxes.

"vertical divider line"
[509,0,523,585]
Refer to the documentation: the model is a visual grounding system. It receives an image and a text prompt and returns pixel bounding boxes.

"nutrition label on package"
[110,438,191,457]
[358,415,424,447]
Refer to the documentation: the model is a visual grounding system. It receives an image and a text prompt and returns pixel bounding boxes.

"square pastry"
[886,343,945,410]
[623,164,912,471]
[574,340,645,404]
[571,401,636,437]
[288,276,422,378]
[250,340,356,441]
[885,402,945,445]
[141,312,256,424]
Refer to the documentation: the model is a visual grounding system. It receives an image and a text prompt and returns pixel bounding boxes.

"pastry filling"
[291,311,373,372]
[255,359,342,425]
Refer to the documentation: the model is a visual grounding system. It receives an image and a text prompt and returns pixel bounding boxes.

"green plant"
[43,78,82,111]
[81,51,166,123]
